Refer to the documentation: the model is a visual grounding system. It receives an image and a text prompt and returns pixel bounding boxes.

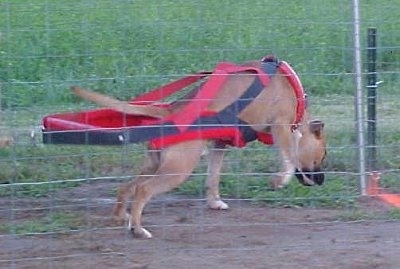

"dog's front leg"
[270,152,296,189]
[205,142,229,210]
[269,124,296,189]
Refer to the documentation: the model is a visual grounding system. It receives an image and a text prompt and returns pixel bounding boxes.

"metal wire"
[1,1,400,268]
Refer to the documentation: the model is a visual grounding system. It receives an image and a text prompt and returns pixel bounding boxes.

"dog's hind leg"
[113,150,160,222]
[205,142,229,210]
[129,140,206,238]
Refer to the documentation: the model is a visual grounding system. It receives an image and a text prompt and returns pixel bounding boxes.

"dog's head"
[294,120,326,186]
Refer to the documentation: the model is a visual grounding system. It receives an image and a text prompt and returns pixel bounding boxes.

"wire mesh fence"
[1,1,400,268]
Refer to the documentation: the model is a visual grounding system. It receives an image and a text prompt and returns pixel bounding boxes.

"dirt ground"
[1,181,400,269]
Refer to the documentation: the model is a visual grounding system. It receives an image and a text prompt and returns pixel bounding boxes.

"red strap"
[256,132,274,145]
[129,71,210,104]
[164,62,270,132]
[216,62,270,85]
[148,127,246,149]
[129,61,271,133]
[164,67,228,132]
[277,61,306,127]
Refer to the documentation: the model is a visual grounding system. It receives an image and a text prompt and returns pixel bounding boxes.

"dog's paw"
[126,215,153,238]
[131,227,153,239]
[208,200,229,210]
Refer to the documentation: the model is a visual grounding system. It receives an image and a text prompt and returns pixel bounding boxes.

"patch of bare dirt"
[1,181,400,269]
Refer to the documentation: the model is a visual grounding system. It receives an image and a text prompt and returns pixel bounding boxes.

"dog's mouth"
[295,168,324,186]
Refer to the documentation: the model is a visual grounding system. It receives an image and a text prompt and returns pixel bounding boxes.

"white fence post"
[352,0,367,195]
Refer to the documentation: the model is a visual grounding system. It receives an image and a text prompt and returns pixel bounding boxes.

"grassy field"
[1,0,399,107]
[0,0,399,208]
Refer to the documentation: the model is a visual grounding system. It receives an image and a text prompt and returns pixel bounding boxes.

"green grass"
[335,208,400,222]
[0,212,85,235]
[0,1,399,209]
[1,0,399,107]
[0,142,144,197]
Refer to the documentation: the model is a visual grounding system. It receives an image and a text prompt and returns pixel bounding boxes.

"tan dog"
[71,57,326,239]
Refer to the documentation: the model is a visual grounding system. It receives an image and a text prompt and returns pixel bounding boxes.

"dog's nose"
[311,172,324,185]
[295,169,313,186]
[295,169,324,186]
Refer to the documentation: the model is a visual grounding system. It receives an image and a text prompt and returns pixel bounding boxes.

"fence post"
[351,0,367,195]
[366,28,377,171]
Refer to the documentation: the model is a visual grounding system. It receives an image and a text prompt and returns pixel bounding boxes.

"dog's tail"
[71,86,169,119]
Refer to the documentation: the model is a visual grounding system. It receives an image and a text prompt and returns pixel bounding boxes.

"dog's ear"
[309,120,324,139]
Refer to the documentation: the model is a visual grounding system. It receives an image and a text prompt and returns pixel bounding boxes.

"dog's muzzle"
[295,168,324,186]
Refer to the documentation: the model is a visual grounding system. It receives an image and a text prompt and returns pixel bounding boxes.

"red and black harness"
[42,56,306,148]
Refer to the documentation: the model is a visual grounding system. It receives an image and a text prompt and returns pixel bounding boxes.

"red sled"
[42,56,306,149]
